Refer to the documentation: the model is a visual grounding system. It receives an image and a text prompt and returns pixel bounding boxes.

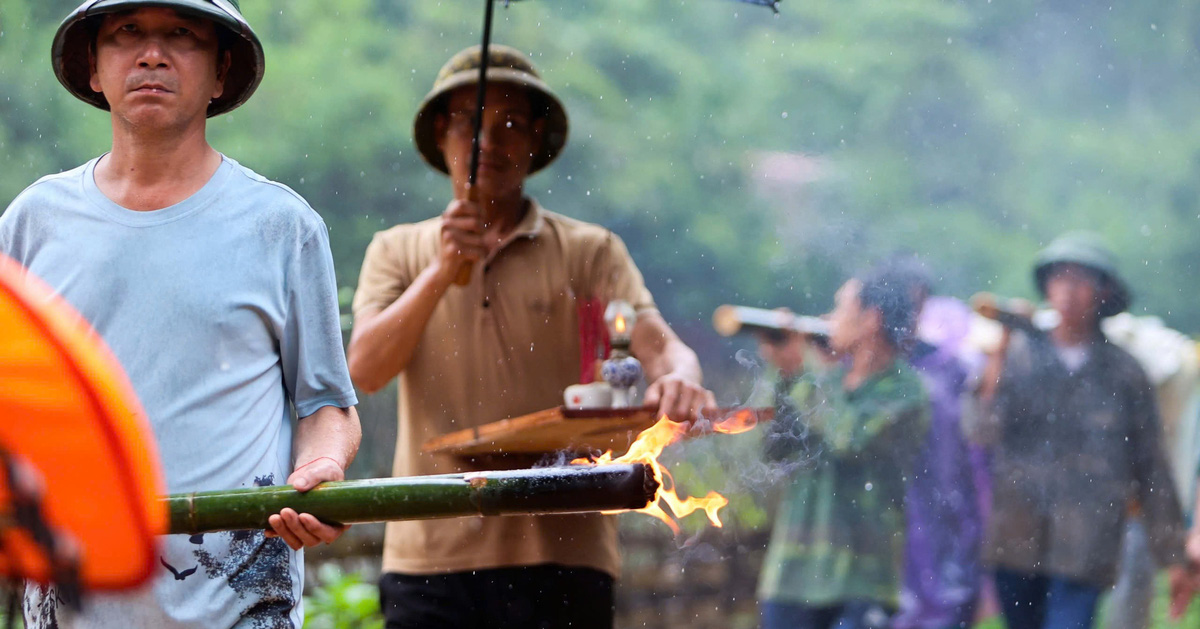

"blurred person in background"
[1190,453,1200,614]
[1183,392,1200,616]
[887,259,984,629]
[966,231,1192,629]
[1100,313,1199,629]
[756,265,929,629]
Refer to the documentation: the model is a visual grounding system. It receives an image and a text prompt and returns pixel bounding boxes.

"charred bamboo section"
[165,464,658,535]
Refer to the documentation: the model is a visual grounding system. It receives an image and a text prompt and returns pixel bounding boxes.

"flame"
[710,408,759,434]
[614,314,627,335]
[573,410,759,533]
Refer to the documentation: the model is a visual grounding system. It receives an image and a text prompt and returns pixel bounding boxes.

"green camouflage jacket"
[758,360,929,607]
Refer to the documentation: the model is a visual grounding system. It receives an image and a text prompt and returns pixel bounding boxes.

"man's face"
[828,279,876,353]
[435,84,544,197]
[88,8,229,131]
[1045,263,1101,328]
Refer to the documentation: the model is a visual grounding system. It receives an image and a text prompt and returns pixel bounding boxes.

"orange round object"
[0,253,165,590]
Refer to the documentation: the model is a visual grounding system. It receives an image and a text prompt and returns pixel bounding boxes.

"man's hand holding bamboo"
[265,405,361,550]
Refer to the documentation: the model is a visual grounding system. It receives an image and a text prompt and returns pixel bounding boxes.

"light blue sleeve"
[282,221,358,418]
[0,193,28,260]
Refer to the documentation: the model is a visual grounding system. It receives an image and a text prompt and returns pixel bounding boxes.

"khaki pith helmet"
[52,0,264,117]
[1034,231,1131,318]
[414,44,569,176]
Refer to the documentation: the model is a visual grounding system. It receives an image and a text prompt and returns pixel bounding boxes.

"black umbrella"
[454,0,779,285]
[466,0,780,187]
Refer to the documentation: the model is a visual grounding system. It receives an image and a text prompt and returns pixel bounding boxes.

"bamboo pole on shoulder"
[165,464,657,535]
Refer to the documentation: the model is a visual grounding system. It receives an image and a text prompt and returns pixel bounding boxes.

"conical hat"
[52,0,264,117]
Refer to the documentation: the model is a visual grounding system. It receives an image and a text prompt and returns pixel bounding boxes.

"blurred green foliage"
[4,0,1200,394]
[303,563,383,629]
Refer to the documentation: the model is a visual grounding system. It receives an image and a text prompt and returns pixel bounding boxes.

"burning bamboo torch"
[165,464,657,535]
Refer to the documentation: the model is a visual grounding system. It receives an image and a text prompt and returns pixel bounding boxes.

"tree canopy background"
[3,0,1199,417]
[6,5,1200,624]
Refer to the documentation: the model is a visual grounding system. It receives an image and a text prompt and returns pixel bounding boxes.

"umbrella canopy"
[0,254,165,591]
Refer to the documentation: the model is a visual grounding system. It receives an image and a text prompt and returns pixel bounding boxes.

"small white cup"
[564,382,613,409]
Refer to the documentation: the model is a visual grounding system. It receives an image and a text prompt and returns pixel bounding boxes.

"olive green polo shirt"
[353,198,655,577]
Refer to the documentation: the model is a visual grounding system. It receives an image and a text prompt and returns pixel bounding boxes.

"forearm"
[1193,483,1200,532]
[978,350,1006,402]
[632,312,702,385]
[268,405,360,547]
[965,347,1013,446]
[962,393,1000,446]
[1134,447,1188,565]
[347,264,454,393]
[293,405,361,472]
[1187,482,1200,565]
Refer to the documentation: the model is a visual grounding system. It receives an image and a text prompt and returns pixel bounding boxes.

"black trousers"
[379,564,615,629]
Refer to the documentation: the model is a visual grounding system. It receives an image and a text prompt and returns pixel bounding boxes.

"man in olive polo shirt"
[347,45,715,628]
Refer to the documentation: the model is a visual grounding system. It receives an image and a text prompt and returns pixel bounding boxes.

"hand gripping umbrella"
[452,0,780,284]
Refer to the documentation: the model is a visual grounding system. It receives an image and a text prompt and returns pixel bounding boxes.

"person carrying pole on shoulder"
[967,232,1193,628]
[755,265,930,629]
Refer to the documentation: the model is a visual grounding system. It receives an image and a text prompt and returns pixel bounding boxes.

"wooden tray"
[421,406,772,457]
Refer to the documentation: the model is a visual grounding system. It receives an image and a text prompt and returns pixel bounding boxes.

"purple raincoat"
[892,297,986,629]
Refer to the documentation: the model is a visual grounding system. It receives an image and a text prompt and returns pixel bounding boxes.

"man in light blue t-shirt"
[0,1,360,627]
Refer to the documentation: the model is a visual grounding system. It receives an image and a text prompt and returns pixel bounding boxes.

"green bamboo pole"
[165,464,657,535]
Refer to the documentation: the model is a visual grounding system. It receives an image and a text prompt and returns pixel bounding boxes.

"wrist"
[659,370,701,386]
[425,260,455,286]
[431,258,471,290]
[295,456,342,473]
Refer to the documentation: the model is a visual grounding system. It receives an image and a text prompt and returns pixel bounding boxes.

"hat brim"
[1035,262,1131,318]
[413,67,568,176]
[52,0,264,117]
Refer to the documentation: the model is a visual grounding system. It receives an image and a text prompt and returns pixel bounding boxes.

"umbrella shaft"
[468,0,497,187]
